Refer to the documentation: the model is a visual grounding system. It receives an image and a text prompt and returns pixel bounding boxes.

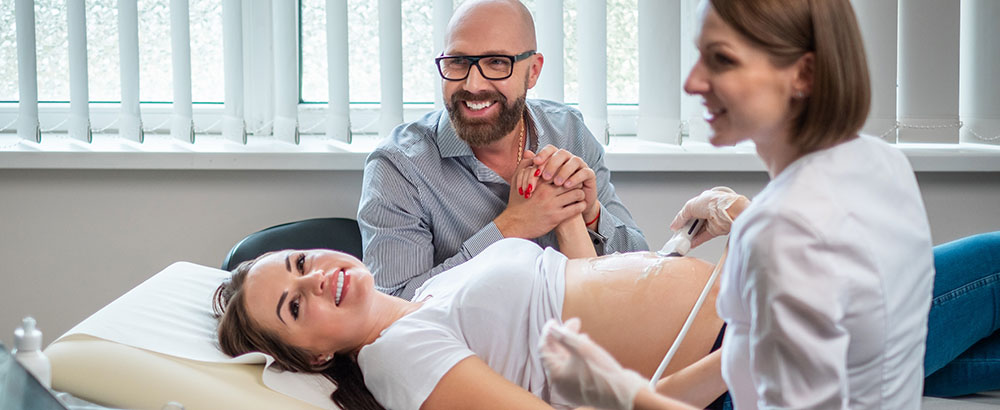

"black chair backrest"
[221,217,363,271]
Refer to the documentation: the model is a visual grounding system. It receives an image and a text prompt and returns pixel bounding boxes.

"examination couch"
[45,218,361,410]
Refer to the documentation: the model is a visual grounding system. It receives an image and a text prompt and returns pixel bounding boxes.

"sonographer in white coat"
[542,0,935,409]
[708,140,933,408]
[674,0,935,408]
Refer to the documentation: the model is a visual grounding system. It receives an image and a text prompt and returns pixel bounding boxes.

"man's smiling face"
[441,0,541,147]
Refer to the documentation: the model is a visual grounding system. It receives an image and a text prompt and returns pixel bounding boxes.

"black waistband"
[706,323,730,410]
[711,322,727,353]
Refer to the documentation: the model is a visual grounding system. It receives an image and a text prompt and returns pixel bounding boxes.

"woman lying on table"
[214,175,728,410]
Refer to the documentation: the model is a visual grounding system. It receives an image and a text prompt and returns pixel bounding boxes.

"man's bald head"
[439,0,543,147]
[445,0,537,53]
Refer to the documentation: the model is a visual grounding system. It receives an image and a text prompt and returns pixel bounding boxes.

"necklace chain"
[515,119,525,164]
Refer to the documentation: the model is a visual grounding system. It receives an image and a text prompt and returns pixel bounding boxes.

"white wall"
[1,169,998,348]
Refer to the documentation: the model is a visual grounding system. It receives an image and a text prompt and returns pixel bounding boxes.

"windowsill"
[1,133,999,172]
[604,138,1000,172]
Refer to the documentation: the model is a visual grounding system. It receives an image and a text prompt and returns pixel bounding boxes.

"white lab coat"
[718,135,934,409]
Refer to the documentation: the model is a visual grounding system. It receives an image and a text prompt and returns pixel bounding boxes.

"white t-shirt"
[718,135,934,409]
[358,238,569,410]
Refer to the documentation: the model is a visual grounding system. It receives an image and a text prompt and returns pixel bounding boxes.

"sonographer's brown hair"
[711,0,871,153]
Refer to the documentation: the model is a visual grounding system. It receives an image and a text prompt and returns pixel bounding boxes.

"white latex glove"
[669,187,747,249]
[539,318,649,410]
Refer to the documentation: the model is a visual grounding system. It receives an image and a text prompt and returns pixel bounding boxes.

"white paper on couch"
[55,261,337,410]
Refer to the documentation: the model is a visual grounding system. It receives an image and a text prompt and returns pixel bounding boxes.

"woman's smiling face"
[683,3,805,148]
[243,249,376,362]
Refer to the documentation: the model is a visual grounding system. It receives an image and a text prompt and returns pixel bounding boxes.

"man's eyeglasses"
[435,50,536,81]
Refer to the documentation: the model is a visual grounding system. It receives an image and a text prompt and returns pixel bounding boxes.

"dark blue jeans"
[924,231,1000,397]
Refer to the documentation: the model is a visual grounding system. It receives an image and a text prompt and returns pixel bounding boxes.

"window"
[0,0,223,104]
[1,0,998,150]
[299,0,639,106]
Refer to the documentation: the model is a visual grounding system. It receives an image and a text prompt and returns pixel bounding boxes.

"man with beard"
[358,0,648,299]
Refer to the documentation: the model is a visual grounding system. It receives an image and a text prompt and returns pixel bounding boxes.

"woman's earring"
[795,91,805,99]
[314,353,334,365]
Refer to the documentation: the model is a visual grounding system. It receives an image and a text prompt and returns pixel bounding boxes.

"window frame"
[2,0,999,171]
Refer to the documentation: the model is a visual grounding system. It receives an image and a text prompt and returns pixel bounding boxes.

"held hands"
[496,151,588,239]
[539,318,649,410]
[522,145,600,225]
[669,187,749,249]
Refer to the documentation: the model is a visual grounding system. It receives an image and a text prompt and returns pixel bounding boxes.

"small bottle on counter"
[13,316,52,389]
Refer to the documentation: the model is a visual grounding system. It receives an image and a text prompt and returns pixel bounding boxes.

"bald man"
[358,0,647,299]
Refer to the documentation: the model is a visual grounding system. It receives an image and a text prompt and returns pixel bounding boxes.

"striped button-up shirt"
[359,99,648,299]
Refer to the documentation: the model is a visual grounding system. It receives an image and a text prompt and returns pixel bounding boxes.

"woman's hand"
[669,187,749,249]
[540,318,649,410]
[515,151,542,199]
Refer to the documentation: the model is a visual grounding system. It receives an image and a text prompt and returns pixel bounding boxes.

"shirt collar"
[524,100,546,148]
[435,100,543,159]
[436,111,474,158]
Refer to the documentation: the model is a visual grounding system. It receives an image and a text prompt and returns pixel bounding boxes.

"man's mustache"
[450,90,508,106]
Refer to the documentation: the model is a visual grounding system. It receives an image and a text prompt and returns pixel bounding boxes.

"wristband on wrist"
[585,209,601,227]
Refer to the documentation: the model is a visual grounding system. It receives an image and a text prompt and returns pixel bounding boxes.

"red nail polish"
[527,184,533,194]
[526,193,531,199]
[519,187,524,195]
[534,169,541,177]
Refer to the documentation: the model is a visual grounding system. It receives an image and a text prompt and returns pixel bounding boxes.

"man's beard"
[446,90,527,147]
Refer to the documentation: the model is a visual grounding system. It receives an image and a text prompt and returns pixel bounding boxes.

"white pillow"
[46,262,338,410]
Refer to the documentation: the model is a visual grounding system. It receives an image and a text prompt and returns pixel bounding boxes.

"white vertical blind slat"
[897,0,960,143]
[680,0,708,143]
[638,0,680,144]
[272,0,299,143]
[379,0,403,138]
[15,0,40,142]
[534,0,563,103]
[577,0,608,144]
[67,0,90,142]
[117,0,142,142]
[326,0,350,142]
[170,0,194,143]
[432,0,452,111]
[960,0,1000,145]
[222,0,245,143]
[852,0,898,142]
[244,0,274,137]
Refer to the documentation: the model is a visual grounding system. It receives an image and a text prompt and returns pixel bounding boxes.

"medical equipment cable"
[648,241,729,388]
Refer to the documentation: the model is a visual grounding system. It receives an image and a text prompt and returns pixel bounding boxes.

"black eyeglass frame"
[435,50,537,81]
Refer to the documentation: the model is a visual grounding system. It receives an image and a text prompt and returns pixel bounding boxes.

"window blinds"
[9,0,997,147]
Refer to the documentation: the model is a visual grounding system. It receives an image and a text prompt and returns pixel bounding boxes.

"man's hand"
[526,145,600,224]
[496,153,588,239]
